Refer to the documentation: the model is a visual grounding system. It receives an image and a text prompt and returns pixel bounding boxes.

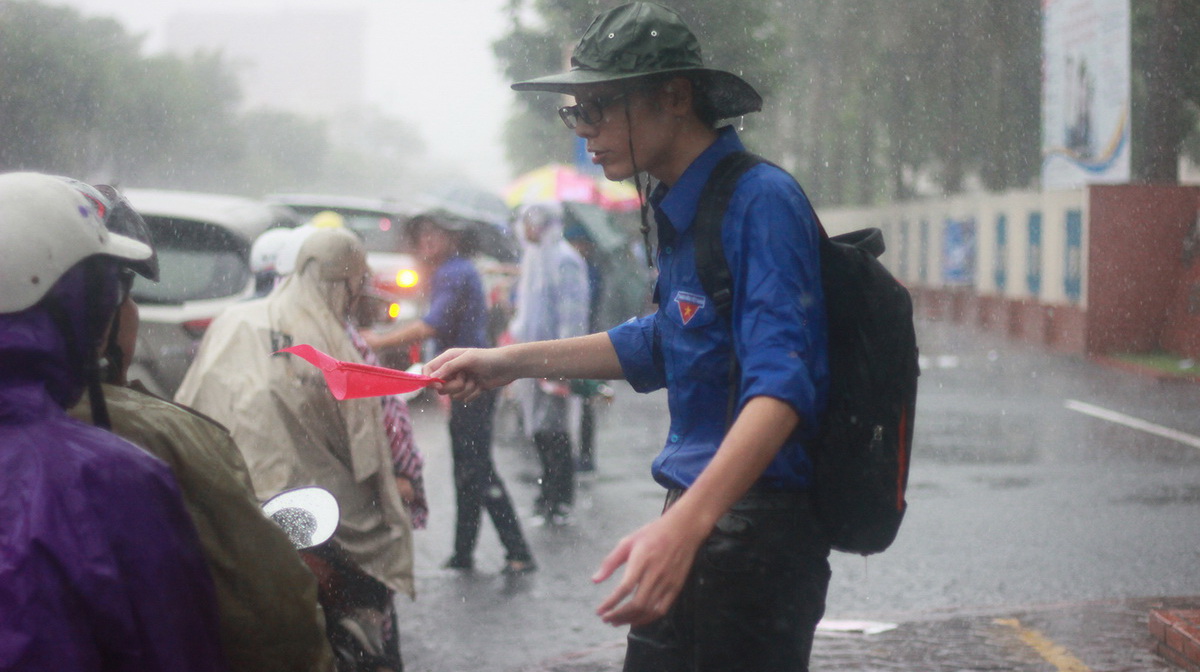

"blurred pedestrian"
[427,3,832,671]
[363,210,535,574]
[509,202,590,520]
[0,172,229,671]
[563,215,609,473]
[177,228,414,672]
[62,179,334,672]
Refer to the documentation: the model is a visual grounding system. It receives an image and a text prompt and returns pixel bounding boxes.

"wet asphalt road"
[394,317,1200,671]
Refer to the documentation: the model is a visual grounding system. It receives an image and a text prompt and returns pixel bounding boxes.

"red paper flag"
[278,344,442,400]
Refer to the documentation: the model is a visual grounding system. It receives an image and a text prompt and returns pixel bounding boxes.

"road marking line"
[1065,400,1200,451]
[994,618,1091,672]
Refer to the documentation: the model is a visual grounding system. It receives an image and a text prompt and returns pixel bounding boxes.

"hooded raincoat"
[71,383,335,672]
[0,271,228,672]
[509,202,590,435]
[175,232,414,597]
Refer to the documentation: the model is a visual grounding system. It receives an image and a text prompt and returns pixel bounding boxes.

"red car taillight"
[182,318,213,339]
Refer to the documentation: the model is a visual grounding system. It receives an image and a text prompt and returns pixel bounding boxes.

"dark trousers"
[578,400,596,466]
[533,430,574,511]
[449,390,532,562]
[623,489,831,672]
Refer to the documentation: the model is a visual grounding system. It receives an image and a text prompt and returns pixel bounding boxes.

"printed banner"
[1042,0,1131,190]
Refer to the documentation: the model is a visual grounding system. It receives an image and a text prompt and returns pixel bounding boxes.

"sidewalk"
[519,596,1200,671]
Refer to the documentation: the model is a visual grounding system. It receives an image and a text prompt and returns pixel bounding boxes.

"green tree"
[0,1,140,175]
[109,50,246,191]
[1131,0,1200,183]
[0,0,430,198]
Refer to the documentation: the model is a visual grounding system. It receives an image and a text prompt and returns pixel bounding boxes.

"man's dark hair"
[636,73,720,128]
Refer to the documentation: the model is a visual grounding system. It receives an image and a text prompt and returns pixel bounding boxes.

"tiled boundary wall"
[820,185,1200,359]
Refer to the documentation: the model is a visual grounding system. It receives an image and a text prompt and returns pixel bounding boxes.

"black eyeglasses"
[558,91,629,130]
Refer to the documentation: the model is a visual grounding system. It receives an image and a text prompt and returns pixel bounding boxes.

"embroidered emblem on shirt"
[674,291,706,325]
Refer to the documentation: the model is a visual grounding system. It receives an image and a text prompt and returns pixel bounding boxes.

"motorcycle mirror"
[262,486,339,549]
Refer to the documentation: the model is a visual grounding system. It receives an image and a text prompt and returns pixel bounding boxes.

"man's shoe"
[548,505,573,527]
[501,559,537,575]
[441,555,474,571]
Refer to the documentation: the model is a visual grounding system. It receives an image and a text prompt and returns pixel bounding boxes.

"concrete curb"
[1150,609,1200,672]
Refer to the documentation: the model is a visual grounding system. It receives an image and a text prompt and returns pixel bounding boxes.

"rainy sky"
[51,0,516,191]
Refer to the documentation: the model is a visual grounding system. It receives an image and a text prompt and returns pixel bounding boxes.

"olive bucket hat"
[511,2,762,120]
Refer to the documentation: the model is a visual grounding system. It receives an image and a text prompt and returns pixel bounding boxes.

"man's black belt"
[664,486,811,512]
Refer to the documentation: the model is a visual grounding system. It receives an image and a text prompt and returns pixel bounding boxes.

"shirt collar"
[651,125,747,234]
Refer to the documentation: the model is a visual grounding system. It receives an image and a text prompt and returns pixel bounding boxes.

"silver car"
[123,188,300,397]
[266,194,423,312]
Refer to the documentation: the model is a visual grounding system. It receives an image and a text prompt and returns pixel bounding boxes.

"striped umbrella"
[504,164,641,212]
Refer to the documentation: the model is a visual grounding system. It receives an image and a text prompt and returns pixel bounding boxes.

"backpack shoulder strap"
[693,151,765,320]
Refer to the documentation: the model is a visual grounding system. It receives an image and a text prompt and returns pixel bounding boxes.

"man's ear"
[662,76,695,116]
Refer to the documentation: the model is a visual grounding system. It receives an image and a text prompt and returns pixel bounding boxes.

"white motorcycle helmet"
[0,172,153,314]
[251,227,299,276]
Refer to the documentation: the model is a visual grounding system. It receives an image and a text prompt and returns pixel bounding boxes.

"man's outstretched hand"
[424,347,516,402]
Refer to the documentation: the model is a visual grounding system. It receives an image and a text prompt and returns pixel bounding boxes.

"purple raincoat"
[0,270,229,672]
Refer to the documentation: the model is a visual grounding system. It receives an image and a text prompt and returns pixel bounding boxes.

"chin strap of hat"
[625,101,655,269]
[84,260,113,429]
[103,304,126,386]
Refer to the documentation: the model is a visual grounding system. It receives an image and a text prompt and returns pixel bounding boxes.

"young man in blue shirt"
[427,3,830,670]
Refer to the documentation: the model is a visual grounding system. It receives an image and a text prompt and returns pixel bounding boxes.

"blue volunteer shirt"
[424,255,489,352]
[607,126,829,491]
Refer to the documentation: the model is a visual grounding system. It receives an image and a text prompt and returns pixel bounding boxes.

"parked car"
[123,188,300,398]
[266,194,423,324]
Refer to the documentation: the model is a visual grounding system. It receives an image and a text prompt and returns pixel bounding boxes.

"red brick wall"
[1085,185,1200,357]
[1163,243,1200,359]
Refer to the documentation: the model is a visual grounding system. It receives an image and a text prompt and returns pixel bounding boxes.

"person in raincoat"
[563,215,612,473]
[62,179,334,672]
[508,202,590,523]
[176,227,413,672]
[0,172,228,672]
[254,219,430,530]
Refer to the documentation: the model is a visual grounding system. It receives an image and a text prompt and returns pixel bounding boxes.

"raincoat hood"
[0,262,120,411]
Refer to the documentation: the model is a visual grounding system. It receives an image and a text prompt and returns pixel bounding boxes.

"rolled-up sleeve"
[725,171,828,435]
[606,314,666,393]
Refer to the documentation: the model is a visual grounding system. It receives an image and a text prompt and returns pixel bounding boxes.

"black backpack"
[693,151,919,556]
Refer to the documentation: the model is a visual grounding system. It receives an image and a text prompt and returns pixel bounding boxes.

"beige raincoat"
[176,229,414,597]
